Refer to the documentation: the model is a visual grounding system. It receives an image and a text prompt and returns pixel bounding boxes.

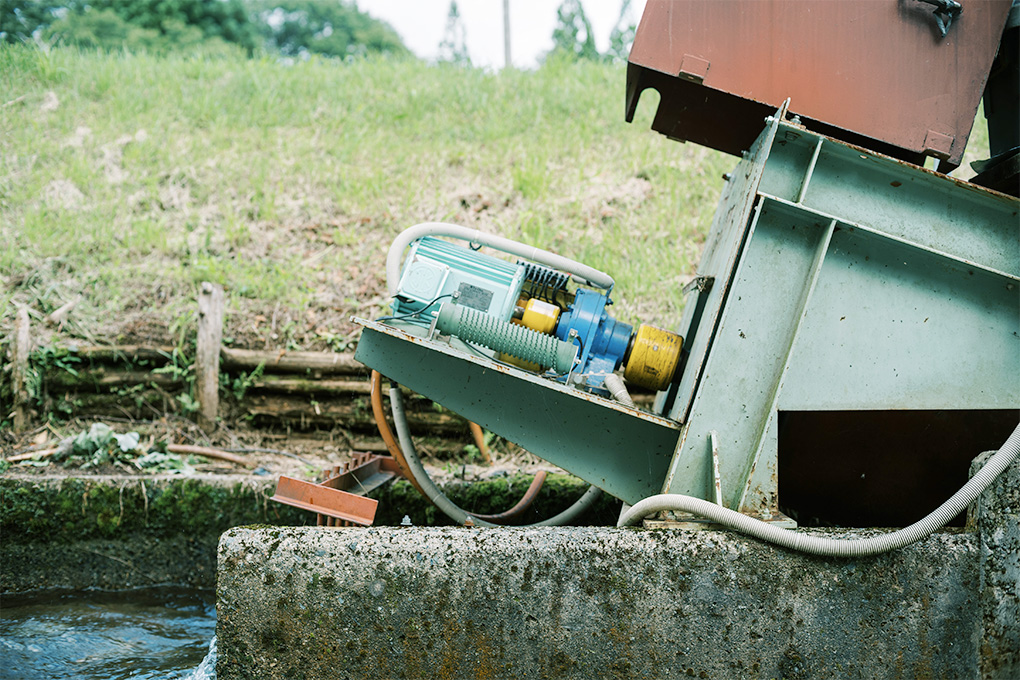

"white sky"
[358,1,646,69]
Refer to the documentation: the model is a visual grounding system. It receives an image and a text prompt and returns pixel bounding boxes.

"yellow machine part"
[498,298,561,371]
[520,298,559,334]
[624,324,683,392]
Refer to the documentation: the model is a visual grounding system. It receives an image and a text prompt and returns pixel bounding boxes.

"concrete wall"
[215,458,1018,680]
[216,526,981,679]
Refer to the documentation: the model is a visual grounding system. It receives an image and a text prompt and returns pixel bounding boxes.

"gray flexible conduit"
[389,387,602,528]
[618,422,1020,557]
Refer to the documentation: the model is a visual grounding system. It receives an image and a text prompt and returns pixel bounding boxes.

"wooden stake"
[12,307,31,431]
[196,282,224,432]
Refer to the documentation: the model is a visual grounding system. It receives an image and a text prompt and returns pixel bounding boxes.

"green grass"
[0,45,734,349]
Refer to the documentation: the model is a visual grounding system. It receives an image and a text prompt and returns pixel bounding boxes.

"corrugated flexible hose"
[617,422,1020,556]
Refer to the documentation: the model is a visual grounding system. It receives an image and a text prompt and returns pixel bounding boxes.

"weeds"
[0,46,736,352]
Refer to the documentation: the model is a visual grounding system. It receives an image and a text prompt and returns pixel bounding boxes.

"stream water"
[0,586,216,679]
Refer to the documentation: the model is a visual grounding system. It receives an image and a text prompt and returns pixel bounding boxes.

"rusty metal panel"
[271,476,379,526]
[627,0,1012,169]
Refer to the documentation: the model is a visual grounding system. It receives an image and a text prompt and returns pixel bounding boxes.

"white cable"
[386,222,615,297]
[618,422,1020,556]
[389,387,602,528]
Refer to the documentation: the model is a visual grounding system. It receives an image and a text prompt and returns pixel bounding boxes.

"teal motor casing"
[392,236,526,325]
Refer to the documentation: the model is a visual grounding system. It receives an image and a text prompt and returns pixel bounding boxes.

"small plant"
[229,361,265,401]
[153,347,198,414]
[51,422,142,470]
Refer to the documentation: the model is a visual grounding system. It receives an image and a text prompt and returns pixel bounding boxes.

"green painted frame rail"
[353,319,681,505]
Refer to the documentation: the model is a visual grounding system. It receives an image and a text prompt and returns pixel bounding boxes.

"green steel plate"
[353,319,681,504]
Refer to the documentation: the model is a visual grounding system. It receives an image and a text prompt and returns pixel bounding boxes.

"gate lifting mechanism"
[347,0,1020,555]
[390,233,683,395]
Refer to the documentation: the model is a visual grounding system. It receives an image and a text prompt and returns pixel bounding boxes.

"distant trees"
[607,0,635,62]
[549,0,599,62]
[547,0,637,63]
[437,0,469,66]
[1,0,257,52]
[0,0,408,59]
[252,0,407,59]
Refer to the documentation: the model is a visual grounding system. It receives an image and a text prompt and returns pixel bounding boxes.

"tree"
[548,0,599,62]
[1,0,62,43]
[607,0,635,62]
[437,0,468,65]
[4,0,259,52]
[253,0,408,59]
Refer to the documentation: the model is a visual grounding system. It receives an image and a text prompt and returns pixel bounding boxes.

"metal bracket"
[682,276,714,296]
[917,0,962,37]
[710,430,723,507]
[270,453,402,527]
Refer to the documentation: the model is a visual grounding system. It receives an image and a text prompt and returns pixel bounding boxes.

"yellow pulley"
[624,324,683,392]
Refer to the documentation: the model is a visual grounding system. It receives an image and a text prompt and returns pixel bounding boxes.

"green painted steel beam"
[354,320,681,505]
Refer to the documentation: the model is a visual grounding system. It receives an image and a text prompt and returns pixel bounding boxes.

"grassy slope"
[0,46,732,352]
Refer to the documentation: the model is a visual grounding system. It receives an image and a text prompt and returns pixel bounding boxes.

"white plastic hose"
[389,387,602,527]
[385,222,615,297]
[618,422,1020,557]
[603,374,635,407]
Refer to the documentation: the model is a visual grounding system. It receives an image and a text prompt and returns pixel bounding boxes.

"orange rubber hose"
[468,421,492,464]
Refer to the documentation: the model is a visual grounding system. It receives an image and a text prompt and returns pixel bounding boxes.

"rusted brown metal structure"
[271,453,402,526]
[626,0,1013,171]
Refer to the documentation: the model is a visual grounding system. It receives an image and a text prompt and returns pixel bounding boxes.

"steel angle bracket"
[271,476,379,526]
[353,318,682,505]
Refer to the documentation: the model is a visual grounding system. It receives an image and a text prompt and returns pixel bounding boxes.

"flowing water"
[0,586,216,679]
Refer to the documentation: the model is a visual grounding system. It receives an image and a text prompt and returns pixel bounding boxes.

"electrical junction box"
[393,236,526,323]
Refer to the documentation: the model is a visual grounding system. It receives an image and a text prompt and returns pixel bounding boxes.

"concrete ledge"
[0,475,307,591]
[216,526,980,679]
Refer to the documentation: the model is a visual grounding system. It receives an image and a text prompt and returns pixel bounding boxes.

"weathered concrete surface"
[971,452,1020,679]
[217,525,982,679]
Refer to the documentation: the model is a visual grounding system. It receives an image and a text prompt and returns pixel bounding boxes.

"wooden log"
[64,345,176,364]
[221,347,366,376]
[249,375,372,395]
[45,368,183,391]
[12,307,31,431]
[54,390,176,420]
[244,393,469,433]
[196,282,224,431]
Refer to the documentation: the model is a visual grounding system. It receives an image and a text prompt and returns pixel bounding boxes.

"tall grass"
[1,46,733,349]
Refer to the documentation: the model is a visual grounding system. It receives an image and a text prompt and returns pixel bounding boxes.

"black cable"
[375,294,453,323]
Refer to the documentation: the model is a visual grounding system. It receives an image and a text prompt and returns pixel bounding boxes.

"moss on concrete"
[372,474,620,527]
[0,476,311,543]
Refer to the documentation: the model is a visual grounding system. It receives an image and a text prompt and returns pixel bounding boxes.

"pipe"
[385,222,615,297]
[472,470,550,522]
[618,422,1020,557]
[603,374,635,407]
[468,422,493,464]
[370,370,425,496]
[390,386,602,527]
[372,370,548,522]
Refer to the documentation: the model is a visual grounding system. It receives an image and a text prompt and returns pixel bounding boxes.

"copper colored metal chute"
[626,0,1014,171]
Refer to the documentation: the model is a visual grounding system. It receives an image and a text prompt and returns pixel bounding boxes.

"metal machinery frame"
[354,108,1018,519]
[353,0,1019,524]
